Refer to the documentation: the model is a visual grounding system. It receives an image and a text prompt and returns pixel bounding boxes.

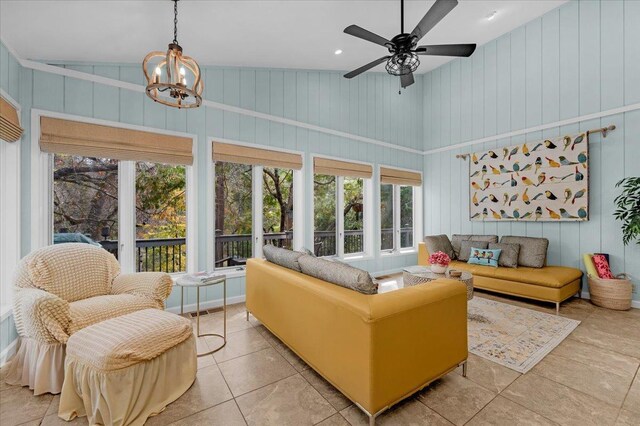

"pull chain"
[173,0,178,44]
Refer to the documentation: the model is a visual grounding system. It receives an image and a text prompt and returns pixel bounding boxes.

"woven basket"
[587,274,633,310]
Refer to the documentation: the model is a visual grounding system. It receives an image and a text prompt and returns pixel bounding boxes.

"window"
[313,157,371,258]
[379,167,422,253]
[1,133,20,313]
[135,162,187,272]
[53,154,119,254]
[214,161,253,267]
[263,167,294,249]
[313,174,337,256]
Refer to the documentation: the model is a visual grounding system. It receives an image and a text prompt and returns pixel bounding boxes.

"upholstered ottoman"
[58,309,196,426]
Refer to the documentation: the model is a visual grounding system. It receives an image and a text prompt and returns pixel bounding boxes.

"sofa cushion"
[68,294,160,335]
[424,235,455,259]
[445,261,581,288]
[499,236,549,268]
[263,245,304,272]
[489,243,520,268]
[458,240,488,261]
[451,235,499,258]
[298,255,378,295]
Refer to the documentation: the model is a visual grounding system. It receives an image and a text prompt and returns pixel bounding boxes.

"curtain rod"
[455,125,616,160]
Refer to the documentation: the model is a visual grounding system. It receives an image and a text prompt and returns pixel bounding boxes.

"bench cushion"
[447,261,582,288]
[66,309,192,371]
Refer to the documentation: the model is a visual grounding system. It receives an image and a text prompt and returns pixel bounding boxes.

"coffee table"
[402,266,474,300]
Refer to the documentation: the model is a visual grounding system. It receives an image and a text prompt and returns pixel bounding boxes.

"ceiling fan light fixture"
[142,0,203,109]
[385,53,420,76]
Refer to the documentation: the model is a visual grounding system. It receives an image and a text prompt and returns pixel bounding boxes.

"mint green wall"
[421,0,640,301]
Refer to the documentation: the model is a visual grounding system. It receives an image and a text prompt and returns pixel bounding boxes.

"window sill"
[342,254,374,262]
[380,248,417,257]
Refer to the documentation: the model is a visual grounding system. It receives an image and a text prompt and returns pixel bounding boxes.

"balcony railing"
[98,228,413,273]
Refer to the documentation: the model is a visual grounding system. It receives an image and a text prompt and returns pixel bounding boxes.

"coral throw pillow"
[592,254,614,279]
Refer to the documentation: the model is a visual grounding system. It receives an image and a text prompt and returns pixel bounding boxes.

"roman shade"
[212,142,302,170]
[313,157,373,179]
[0,97,23,142]
[40,117,193,165]
[380,167,422,186]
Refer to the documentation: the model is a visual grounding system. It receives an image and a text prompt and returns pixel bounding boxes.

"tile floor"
[1,278,639,426]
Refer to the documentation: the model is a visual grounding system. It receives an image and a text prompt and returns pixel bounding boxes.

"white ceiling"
[0,0,567,74]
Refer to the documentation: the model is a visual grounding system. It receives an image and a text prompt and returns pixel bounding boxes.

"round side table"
[175,274,227,356]
[402,266,474,300]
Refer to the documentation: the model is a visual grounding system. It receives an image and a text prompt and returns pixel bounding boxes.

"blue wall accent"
[421,0,640,301]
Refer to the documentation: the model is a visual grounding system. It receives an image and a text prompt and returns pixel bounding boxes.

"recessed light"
[486,10,498,21]
[334,49,343,55]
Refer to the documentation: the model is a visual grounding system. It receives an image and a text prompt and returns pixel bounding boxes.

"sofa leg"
[462,360,468,378]
[246,310,249,321]
[369,415,376,426]
[555,302,560,315]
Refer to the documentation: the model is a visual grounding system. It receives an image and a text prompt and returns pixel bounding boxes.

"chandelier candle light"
[143,0,203,108]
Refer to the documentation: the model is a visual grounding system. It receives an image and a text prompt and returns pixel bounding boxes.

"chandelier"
[385,53,420,76]
[143,0,203,108]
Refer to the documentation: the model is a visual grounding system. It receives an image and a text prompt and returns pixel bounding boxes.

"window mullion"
[394,185,401,252]
[253,166,264,258]
[292,169,304,251]
[119,161,136,273]
[337,176,345,258]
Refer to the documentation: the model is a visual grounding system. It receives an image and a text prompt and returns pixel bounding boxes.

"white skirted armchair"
[4,243,173,395]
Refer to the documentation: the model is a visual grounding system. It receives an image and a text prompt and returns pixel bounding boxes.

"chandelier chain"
[173,0,178,44]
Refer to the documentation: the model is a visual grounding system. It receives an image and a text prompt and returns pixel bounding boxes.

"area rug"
[468,297,580,373]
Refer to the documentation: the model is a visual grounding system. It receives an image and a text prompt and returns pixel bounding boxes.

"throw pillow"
[298,255,378,294]
[488,243,520,268]
[298,247,316,257]
[467,248,502,268]
[499,236,549,268]
[451,234,499,258]
[458,240,488,262]
[263,245,305,272]
[424,235,455,259]
[592,254,615,279]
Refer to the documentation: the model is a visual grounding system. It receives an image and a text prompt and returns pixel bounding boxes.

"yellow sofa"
[418,243,582,313]
[246,258,468,425]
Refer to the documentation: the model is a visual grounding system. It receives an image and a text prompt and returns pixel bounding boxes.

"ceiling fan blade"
[415,44,476,57]
[344,56,390,79]
[411,0,458,43]
[344,25,391,47]
[400,72,415,88]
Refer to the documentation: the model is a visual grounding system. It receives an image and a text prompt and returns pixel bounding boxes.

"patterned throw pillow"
[592,254,614,279]
[467,248,502,268]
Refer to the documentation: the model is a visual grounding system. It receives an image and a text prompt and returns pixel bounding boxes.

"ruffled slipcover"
[4,243,173,395]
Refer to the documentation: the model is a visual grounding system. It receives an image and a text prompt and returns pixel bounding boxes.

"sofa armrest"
[111,272,173,307]
[13,288,71,344]
[367,279,468,412]
[418,242,431,266]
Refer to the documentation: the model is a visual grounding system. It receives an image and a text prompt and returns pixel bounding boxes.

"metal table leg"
[195,279,227,357]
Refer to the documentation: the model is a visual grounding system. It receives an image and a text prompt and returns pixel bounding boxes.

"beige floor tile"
[166,400,247,426]
[197,353,217,369]
[569,324,640,359]
[418,372,496,426]
[582,310,640,342]
[341,398,453,426]
[276,344,311,372]
[502,373,618,426]
[300,368,352,411]
[466,395,556,426]
[616,409,640,426]
[558,298,597,321]
[45,394,60,417]
[623,372,640,413]
[455,354,520,393]
[551,338,640,377]
[0,367,20,393]
[532,353,634,407]
[197,307,254,335]
[212,327,270,363]
[316,413,351,426]
[236,374,335,426]
[40,412,89,425]
[0,386,53,426]
[146,364,233,425]
[218,347,296,397]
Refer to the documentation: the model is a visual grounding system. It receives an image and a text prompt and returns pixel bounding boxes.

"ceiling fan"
[343,0,476,88]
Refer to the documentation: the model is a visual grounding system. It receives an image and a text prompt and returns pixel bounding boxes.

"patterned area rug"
[468,297,580,373]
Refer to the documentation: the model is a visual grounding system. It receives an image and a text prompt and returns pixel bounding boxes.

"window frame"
[0,90,21,319]
[378,165,423,256]
[208,138,305,273]
[311,154,373,261]
[32,109,198,276]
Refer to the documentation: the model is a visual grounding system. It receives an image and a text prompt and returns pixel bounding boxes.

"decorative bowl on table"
[449,270,462,278]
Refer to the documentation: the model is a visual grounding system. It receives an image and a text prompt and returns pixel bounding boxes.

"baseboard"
[165,294,247,315]
[0,338,18,367]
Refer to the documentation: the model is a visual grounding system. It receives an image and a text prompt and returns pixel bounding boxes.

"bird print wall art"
[469,133,589,221]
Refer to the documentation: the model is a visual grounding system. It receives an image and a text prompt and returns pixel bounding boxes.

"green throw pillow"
[467,247,502,268]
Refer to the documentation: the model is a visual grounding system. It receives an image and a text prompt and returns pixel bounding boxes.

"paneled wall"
[422,0,640,301]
